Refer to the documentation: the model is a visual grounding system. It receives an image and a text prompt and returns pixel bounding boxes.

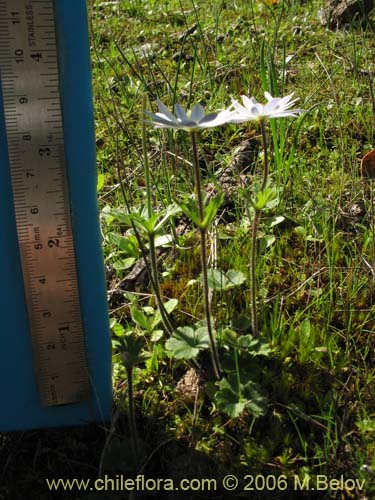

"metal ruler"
[0,0,90,406]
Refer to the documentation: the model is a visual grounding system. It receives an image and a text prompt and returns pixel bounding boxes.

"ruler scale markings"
[0,0,90,406]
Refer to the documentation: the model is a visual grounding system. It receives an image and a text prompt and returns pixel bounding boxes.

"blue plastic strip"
[0,0,112,431]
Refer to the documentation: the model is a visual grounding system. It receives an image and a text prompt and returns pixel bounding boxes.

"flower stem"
[142,96,174,336]
[250,119,269,337]
[190,131,222,380]
[260,119,269,192]
[149,232,174,334]
[190,131,205,220]
[142,95,153,220]
[250,209,260,337]
[126,367,139,459]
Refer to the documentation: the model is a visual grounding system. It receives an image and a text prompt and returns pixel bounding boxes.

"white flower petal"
[278,93,298,109]
[270,110,303,118]
[198,109,233,127]
[264,91,273,102]
[241,95,256,110]
[226,113,252,124]
[230,99,256,118]
[231,99,247,112]
[144,114,180,128]
[174,103,189,123]
[146,99,236,130]
[156,98,178,122]
[182,121,199,128]
[145,110,179,126]
[190,103,205,123]
[252,104,263,116]
[264,101,281,114]
[228,92,302,122]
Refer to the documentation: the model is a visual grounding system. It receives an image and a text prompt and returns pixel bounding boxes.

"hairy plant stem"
[370,181,375,282]
[142,97,153,219]
[260,120,269,192]
[190,131,222,380]
[149,232,174,333]
[142,96,174,335]
[250,119,268,337]
[116,165,172,336]
[126,367,139,458]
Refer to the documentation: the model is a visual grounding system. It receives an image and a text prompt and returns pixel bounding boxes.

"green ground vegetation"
[89,0,375,497]
[2,0,375,499]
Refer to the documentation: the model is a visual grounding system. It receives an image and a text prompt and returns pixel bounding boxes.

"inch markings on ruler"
[0,0,91,406]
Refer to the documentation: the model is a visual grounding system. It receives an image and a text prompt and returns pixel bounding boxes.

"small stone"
[321,0,374,29]
[176,368,205,403]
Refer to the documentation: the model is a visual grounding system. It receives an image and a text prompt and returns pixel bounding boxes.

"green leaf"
[204,269,246,291]
[242,381,268,417]
[106,231,125,247]
[101,205,115,225]
[129,211,159,234]
[251,341,272,357]
[269,215,285,228]
[109,206,159,234]
[176,197,202,227]
[221,330,271,356]
[142,306,155,316]
[252,186,278,211]
[150,330,164,342]
[113,257,136,271]
[225,269,247,288]
[97,173,105,192]
[111,322,125,337]
[165,326,209,359]
[215,375,267,418]
[206,269,226,290]
[151,298,178,330]
[237,335,272,356]
[119,235,139,256]
[119,333,147,369]
[294,226,322,242]
[259,235,276,253]
[300,318,311,341]
[294,226,306,237]
[153,234,173,248]
[177,192,224,230]
[113,203,180,236]
[201,192,224,228]
[131,306,152,332]
[154,203,182,232]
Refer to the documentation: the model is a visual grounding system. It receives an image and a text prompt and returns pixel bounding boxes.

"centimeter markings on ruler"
[0,0,90,406]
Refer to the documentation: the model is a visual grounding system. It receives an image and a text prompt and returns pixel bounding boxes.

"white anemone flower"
[145,98,233,130]
[228,92,303,123]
